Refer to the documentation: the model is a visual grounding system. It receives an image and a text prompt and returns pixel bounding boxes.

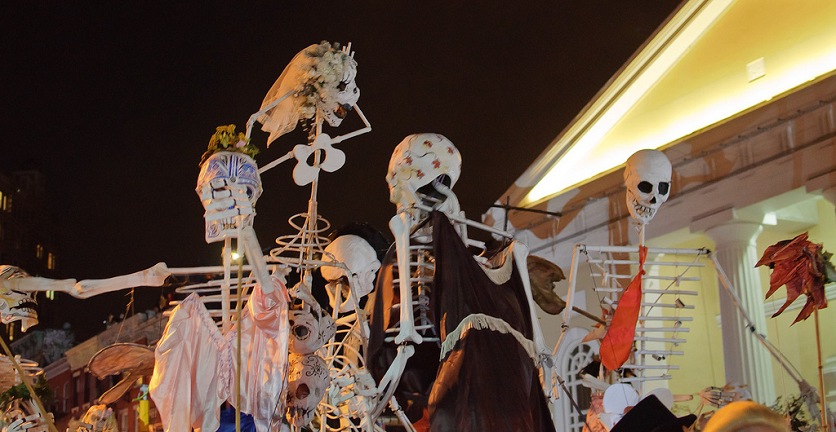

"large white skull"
[286,353,331,427]
[386,133,462,211]
[196,151,263,243]
[321,235,381,313]
[624,149,672,224]
[0,266,38,332]
[288,308,336,354]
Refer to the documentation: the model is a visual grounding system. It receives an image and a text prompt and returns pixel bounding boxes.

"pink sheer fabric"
[222,278,290,431]
[150,292,225,432]
[150,276,289,432]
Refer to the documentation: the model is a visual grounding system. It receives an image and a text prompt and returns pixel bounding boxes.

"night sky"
[3,1,682,338]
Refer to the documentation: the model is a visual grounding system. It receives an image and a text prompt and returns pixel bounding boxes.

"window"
[36,245,44,259]
[88,374,97,402]
[63,382,70,412]
[120,408,129,431]
[48,253,56,270]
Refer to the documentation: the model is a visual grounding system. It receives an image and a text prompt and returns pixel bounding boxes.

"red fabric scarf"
[600,246,647,371]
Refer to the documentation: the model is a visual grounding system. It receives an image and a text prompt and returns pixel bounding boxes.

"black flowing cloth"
[428,211,556,432]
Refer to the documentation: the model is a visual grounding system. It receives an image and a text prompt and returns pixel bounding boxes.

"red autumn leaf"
[755,232,832,324]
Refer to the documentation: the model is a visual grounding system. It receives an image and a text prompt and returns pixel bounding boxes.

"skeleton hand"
[198,179,255,221]
[2,414,44,432]
[699,386,724,407]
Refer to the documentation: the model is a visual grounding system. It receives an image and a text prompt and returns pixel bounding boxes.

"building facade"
[483,1,836,430]
[40,311,167,432]
[0,166,61,342]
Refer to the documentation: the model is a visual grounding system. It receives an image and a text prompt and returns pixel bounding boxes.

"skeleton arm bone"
[510,243,549,358]
[239,225,274,295]
[330,104,371,145]
[255,104,370,176]
[6,262,170,299]
[390,213,422,345]
[370,344,415,421]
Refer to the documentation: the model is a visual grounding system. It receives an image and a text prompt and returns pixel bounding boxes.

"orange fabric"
[600,246,647,371]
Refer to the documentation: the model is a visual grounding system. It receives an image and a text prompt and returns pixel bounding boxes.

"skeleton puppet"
[368,133,554,430]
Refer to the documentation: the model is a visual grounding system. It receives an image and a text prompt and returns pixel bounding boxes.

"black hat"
[610,395,696,432]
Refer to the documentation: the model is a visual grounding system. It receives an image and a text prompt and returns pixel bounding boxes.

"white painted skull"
[288,308,336,354]
[386,133,462,211]
[196,152,262,243]
[624,149,672,224]
[0,266,38,332]
[318,58,360,128]
[286,353,331,427]
[321,235,381,313]
[79,404,117,432]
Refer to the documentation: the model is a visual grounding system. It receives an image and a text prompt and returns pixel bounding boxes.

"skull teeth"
[287,406,315,426]
[632,200,656,219]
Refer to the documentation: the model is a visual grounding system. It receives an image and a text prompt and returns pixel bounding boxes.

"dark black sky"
[3,2,681,335]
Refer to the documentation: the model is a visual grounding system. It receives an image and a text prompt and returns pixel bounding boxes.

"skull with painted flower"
[386,133,462,215]
[286,352,332,427]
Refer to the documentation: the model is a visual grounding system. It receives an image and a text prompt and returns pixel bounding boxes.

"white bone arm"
[370,344,415,421]
[511,242,548,357]
[239,226,274,295]
[5,262,170,299]
[330,104,372,145]
[390,213,422,345]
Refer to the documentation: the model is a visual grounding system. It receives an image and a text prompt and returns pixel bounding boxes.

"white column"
[704,222,776,404]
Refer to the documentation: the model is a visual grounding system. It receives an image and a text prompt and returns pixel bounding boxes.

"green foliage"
[0,375,53,410]
[199,124,260,166]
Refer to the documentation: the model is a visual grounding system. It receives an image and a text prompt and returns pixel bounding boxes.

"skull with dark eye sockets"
[624,149,672,224]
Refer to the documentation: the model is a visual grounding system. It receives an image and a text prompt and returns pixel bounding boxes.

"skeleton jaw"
[630,197,657,224]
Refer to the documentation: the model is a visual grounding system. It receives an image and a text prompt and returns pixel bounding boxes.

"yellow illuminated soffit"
[525,0,734,205]
[526,1,836,206]
[526,47,836,206]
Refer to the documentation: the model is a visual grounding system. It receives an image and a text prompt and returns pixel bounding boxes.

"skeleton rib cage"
[385,243,439,344]
[566,244,710,394]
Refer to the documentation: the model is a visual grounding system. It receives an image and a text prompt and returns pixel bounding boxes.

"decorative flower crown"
[200,124,260,166]
[294,41,357,120]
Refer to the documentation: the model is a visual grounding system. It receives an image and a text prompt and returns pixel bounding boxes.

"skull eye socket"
[296,383,310,399]
[337,81,348,92]
[658,182,670,195]
[293,325,310,340]
[637,181,653,193]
